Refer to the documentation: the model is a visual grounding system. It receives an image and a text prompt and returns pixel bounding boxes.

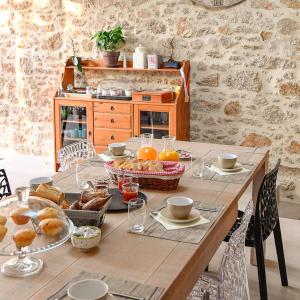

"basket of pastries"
[31,184,112,227]
[104,159,185,190]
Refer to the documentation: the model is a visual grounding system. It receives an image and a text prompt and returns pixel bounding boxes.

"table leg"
[251,156,268,266]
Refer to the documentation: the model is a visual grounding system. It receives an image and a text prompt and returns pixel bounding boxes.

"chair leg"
[255,240,268,300]
[273,220,288,286]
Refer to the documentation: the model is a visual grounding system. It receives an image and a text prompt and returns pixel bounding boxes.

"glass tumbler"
[93,176,110,194]
[128,198,146,233]
[76,161,91,191]
[192,158,205,178]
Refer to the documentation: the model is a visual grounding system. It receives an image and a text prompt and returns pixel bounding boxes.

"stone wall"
[0,0,299,201]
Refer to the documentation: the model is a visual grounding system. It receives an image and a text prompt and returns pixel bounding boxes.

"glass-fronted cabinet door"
[54,100,93,166]
[134,104,176,139]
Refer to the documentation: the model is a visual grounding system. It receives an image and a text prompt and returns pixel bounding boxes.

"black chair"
[0,169,12,200]
[224,159,288,300]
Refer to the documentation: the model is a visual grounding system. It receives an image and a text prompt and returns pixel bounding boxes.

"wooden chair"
[188,200,253,300]
[57,140,96,171]
[0,169,12,200]
[224,159,288,300]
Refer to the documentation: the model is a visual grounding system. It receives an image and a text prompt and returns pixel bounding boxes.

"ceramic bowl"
[218,153,237,169]
[71,226,101,252]
[108,143,126,156]
[68,279,109,300]
[167,197,193,219]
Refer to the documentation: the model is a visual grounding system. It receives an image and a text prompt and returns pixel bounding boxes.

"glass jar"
[158,135,179,162]
[137,133,157,160]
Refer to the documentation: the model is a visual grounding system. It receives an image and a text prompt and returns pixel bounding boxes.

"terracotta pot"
[102,51,120,68]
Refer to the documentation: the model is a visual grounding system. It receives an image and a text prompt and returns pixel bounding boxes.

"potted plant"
[91,26,125,68]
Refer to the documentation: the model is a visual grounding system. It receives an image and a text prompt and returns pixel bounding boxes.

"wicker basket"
[104,161,185,191]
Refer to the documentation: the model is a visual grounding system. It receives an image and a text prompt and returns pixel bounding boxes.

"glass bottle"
[158,135,179,162]
[137,133,157,160]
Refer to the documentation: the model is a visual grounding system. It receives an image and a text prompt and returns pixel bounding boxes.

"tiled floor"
[1,153,300,299]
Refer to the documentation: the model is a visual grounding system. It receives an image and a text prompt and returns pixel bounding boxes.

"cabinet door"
[134,104,176,139]
[54,100,93,162]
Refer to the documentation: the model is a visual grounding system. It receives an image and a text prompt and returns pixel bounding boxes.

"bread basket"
[104,161,185,190]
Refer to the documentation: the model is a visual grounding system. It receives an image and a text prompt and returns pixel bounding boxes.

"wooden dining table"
[0,139,269,300]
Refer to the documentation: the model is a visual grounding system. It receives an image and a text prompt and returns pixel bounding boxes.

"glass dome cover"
[0,187,74,277]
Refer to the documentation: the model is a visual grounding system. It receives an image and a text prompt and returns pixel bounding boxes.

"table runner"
[139,200,224,244]
[47,271,164,300]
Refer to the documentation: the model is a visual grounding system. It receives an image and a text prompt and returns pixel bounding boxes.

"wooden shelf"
[140,124,169,131]
[66,65,180,73]
[62,120,87,124]
[65,59,185,74]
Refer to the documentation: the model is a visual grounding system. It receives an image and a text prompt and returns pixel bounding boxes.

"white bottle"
[133,44,147,69]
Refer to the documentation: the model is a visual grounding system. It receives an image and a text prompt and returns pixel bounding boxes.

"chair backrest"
[0,169,12,200]
[219,200,253,300]
[255,159,280,241]
[58,140,96,171]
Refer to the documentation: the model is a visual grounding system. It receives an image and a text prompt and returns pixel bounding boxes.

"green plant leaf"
[91,25,125,51]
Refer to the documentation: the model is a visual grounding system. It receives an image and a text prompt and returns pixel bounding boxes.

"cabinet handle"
[110,106,115,111]
[111,135,115,140]
[88,131,92,136]
[110,118,114,123]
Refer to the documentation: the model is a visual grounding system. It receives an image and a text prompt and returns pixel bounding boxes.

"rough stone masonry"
[0,0,299,201]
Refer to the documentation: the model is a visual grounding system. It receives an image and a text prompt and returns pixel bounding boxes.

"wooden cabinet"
[53,59,190,170]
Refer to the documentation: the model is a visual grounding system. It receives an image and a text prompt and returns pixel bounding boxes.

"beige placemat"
[200,161,255,184]
[138,200,224,244]
[47,271,164,300]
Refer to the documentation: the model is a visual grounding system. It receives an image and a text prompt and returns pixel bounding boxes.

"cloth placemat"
[151,212,210,231]
[47,271,164,300]
[138,200,224,244]
[207,164,250,176]
[201,161,255,184]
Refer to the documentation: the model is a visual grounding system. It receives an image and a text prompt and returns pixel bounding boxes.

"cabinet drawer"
[95,146,107,154]
[94,102,131,114]
[94,129,132,145]
[94,113,131,130]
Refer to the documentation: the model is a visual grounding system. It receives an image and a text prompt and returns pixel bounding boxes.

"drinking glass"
[128,198,146,233]
[76,161,91,191]
[192,158,205,178]
[122,182,139,203]
[93,176,110,194]
[117,175,133,193]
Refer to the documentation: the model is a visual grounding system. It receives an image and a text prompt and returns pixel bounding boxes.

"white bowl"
[218,153,237,169]
[68,279,109,300]
[167,197,193,219]
[71,226,101,252]
[108,143,126,156]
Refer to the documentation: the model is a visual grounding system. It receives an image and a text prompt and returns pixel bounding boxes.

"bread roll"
[82,196,110,211]
[0,225,8,242]
[10,207,31,225]
[35,184,64,204]
[37,207,59,221]
[0,215,7,226]
[12,229,36,248]
[40,218,64,236]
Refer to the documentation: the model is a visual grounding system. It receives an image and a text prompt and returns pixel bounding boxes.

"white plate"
[177,150,192,160]
[99,150,132,160]
[218,163,243,173]
[159,207,201,224]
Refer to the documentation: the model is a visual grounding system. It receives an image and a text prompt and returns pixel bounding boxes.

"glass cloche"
[0,187,74,277]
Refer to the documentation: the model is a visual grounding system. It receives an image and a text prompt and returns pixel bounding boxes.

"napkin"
[150,213,210,231]
[207,164,250,176]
